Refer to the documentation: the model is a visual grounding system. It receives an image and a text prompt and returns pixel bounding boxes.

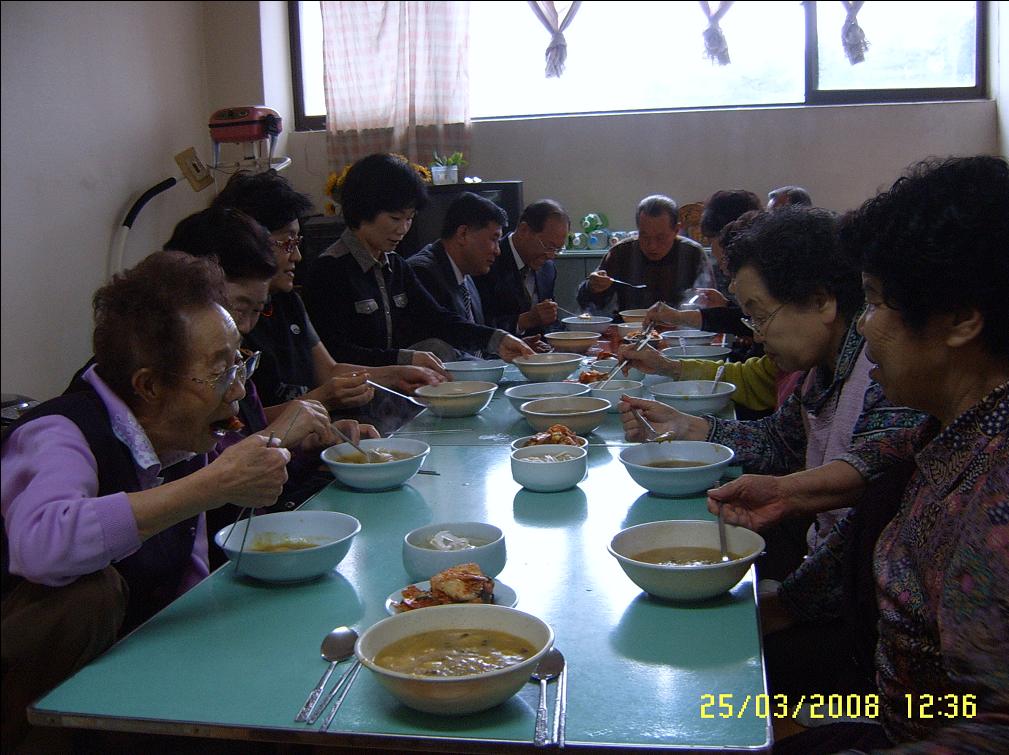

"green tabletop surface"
[31,386,768,751]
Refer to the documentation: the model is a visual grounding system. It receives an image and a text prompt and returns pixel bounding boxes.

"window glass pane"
[469,1,804,118]
[299,1,326,116]
[817,1,976,91]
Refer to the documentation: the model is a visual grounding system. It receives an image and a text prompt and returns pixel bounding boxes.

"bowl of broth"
[512,353,584,382]
[510,443,588,493]
[356,604,554,715]
[544,330,602,354]
[442,360,507,384]
[561,314,612,334]
[402,522,506,582]
[661,345,732,360]
[321,438,431,491]
[649,380,737,416]
[504,381,589,411]
[414,381,498,418]
[618,440,734,497]
[519,396,610,434]
[214,510,360,583]
[608,520,764,601]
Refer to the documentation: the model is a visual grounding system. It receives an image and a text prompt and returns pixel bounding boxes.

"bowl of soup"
[561,315,612,334]
[619,441,735,497]
[608,520,764,601]
[414,381,498,418]
[649,380,737,416]
[214,510,360,583]
[519,396,610,434]
[402,522,506,582]
[510,444,588,492]
[442,360,507,384]
[321,438,431,491]
[504,382,589,411]
[356,604,554,715]
[618,309,650,324]
[544,331,602,354]
[661,345,732,360]
[512,353,584,383]
[659,329,719,345]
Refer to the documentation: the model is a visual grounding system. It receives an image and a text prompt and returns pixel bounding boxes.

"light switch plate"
[175,147,213,191]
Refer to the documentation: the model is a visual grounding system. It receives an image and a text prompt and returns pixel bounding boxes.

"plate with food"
[386,563,517,614]
[511,424,587,450]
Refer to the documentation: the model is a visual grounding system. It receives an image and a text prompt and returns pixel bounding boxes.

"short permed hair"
[518,199,568,232]
[440,192,508,239]
[768,186,813,208]
[839,155,1009,357]
[339,153,429,229]
[212,169,314,232]
[701,190,763,237]
[93,251,228,406]
[165,206,276,282]
[636,195,679,227]
[727,207,863,322]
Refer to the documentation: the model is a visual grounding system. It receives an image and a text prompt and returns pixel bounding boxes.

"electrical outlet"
[175,147,213,191]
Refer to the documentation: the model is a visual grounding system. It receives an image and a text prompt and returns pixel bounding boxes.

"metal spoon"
[531,648,565,747]
[331,424,391,464]
[366,379,428,407]
[608,277,648,289]
[710,364,726,394]
[717,504,731,562]
[296,626,358,722]
[631,408,677,444]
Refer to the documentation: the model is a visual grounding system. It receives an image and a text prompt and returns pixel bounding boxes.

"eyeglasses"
[740,304,784,338]
[186,350,260,398]
[536,236,566,255]
[270,235,303,254]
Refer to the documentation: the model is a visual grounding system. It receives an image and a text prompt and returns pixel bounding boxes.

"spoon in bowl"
[296,626,358,722]
[717,504,731,562]
[331,424,392,464]
[710,364,726,394]
[631,408,677,444]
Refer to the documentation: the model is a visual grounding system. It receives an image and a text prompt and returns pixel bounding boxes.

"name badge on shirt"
[392,293,408,308]
[355,299,379,314]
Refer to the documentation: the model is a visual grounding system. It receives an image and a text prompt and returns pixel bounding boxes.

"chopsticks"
[595,324,655,390]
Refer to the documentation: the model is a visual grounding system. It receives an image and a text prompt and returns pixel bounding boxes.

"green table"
[30,392,770,751]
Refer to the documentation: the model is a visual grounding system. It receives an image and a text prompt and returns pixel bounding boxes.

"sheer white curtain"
[320,1,470,167]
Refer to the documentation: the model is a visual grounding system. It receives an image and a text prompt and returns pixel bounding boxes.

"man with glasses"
[474,199,567,337]
[577,195,708,317]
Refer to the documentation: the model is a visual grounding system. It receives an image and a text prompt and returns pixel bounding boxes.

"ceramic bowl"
[510,444,588,492]
[615,322,645,339]
[356,604,554,715]
[618,441,735,497]
[510,434,588,451]
[402,522,506,582]
[504,382,589,411]
[544,331,602,354]
[321,438,431,491]
[214,510,360,583]
[442,360,507,384]
[414,381,497,418]
[661,345,732,360]
[512,353,584,382]
[561,315,612,334]
[519,396,610,434]
[649,380,736,415]
[618,309,650,324]
[590,379,644,413]
[659,329,718,345]
[608,520,764,601]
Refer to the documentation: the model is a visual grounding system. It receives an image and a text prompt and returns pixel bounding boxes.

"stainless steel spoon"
[609,277,648,289]
[366,379,428,407]
[331,424,391,463]
[631,408,677,444]
[717,504,731,562]
[531,648,565,747]
[710,364,726,394]
[296,626,358,722]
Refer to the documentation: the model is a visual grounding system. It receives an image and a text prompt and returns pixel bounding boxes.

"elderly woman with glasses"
[1,252,291,745]
[620,208,926,567]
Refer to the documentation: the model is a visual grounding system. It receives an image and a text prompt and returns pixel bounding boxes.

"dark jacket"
[474,236,557,336]
[407,241,486,326]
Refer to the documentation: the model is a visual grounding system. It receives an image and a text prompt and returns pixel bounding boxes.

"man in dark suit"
[474,199,567,337]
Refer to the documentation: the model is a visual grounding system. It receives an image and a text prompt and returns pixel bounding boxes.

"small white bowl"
[504,382,590,411]
[544,331,602,354]
[356,604,554,715]
[414,381,497,418]
[608,520,764,601]
[510,444,588,492]
[615,322,645,339]
[659,329,718,345]
[561,315,612,334]
[661,345,732,360]
[590,379,644,413]
[402,522,506,582]
[649,380,737,415]
[322,438,431,491]
[619,309,650,323]
[619,441,735,497]
[520,396,610,434]
[214,510,360,583]
[510,434,588,451]
[442,360,506,384]
[512,353,584,382]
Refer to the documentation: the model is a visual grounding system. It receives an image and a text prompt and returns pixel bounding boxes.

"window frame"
[288,0,988,132]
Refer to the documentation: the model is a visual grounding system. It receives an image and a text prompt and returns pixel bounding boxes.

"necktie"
[460,281,475,323]
[522,266,536,303]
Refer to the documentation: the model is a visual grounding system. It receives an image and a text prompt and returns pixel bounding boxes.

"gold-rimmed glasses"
[270,235,303,255]
[536,236,566,256]
[185,350,260,398]
[740,303,784,338]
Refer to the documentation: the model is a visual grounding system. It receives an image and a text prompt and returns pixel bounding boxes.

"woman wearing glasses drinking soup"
[620,208,926,572]
[1,252,291,746]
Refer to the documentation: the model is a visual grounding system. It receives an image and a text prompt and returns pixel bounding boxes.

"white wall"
[1,1,212,400]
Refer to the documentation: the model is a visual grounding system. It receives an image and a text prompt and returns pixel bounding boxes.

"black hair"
[211,169,314,231]
[839,155,1009,357]
[636,195,679,227]
[518,199,569,232]
[440,192,508,239]
[768,186,813,208]
[339,153,429,229]
[727,207,863,322]
[701,190,763,237]
[165,206,276,281]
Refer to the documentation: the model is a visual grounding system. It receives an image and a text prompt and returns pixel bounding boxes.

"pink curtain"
[320,1,471,168]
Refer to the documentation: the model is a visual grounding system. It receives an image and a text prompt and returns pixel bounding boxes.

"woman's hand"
[616,343,679,376]
[617,396,709,442]
[497,334,536,362]
[370,365,445,393]
[587,270,613,294]
[692,287,728,308]
[312,371,374,410]
[411,351,448,377]
[643,302,701,331]
[206,434,291,508]
[331,419,380,446]
[706,475,795,532]
[264,399,333,450]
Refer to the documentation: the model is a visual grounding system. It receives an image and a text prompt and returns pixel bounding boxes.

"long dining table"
[29,364,772,752]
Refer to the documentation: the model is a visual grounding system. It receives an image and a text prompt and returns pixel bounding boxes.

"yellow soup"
[335,449,414,464]
[633,546,739,566]
[374,629,535,677]
[249,535,328,552]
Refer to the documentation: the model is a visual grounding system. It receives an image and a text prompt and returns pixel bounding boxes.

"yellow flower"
[325,154,432,201]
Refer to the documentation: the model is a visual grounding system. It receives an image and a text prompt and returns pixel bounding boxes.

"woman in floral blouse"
[766,156,1009,752]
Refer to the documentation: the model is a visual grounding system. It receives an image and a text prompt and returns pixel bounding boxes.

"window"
[289,1,985,130]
